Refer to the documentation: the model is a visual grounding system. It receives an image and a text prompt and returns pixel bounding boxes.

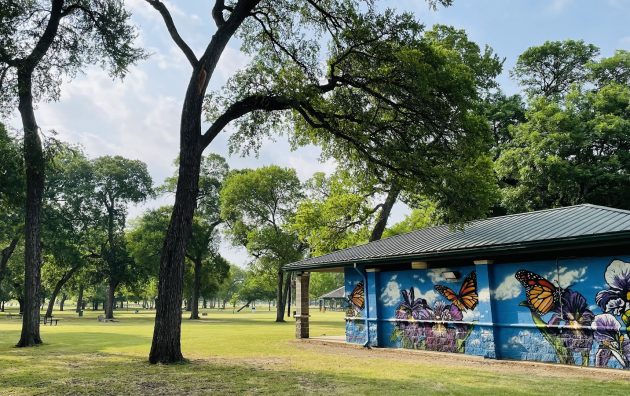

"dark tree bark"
[369,184,401,242]
[190,258,202,320]
[44,265,79,318]
[286,274,292,318]
[18,71,46,347]
[148,0,279,364]
[18,298,24,314]
[104,280,118,319]
[0,237,19,285]
[15,0,65,348]
[59,293,67,311]
[275,270,285,322]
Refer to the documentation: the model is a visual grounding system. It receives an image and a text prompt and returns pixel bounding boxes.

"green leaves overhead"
[511,40,599,98]
[0,0,145,114]
[210,5,502,224]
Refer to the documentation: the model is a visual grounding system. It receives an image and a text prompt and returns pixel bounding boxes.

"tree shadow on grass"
[1,352,629,396]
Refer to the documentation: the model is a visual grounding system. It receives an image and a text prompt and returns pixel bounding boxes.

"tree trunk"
[149,127,202,363]
[0,236,19,285]
[17,71,45,347]
[104,280,117,319]
[275,270,285,322]
[369,184,401,242]
[45,266,79,318]
[190,258,202,320]
[286,274,292,318]
[76,285,84,313]
[59,293,67,311]
[18,298,24,314]
[148,0,260,363]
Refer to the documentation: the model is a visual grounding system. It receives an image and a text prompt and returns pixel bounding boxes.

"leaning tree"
[144,0,497,363]
[0,0,144,346]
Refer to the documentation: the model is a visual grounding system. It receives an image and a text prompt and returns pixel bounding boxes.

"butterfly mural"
[435,271,479,311]
[347,281,365,311]
[515,269,560,315]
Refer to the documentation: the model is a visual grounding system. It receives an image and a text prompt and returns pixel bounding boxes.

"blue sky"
[8,0,630,266]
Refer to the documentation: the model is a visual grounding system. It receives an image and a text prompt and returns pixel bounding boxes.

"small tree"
[220,166,305,322]
[90,156,153,319]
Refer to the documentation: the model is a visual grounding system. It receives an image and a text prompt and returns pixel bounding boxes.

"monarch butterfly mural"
[346,281,364,317]
[435,271,479,311]
[392,271,478,353]
[515,270,561,315]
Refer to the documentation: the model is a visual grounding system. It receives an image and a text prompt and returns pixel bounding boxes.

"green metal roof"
[284,204,630,271]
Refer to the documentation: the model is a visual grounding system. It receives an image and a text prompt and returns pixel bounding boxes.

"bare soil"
[295,338,630,382]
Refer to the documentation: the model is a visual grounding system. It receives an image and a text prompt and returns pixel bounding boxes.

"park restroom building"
[285,204,630,369]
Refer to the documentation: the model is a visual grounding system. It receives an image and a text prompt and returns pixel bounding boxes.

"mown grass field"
[0,307,629,395]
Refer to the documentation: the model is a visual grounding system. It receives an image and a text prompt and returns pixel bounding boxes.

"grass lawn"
[0,307,629,395]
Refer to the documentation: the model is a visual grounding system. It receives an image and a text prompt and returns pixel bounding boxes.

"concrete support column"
[366,270,380,346]
[295,272,310,339]
[473,260,497,358]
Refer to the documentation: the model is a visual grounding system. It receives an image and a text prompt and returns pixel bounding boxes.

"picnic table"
[42,316,61,326]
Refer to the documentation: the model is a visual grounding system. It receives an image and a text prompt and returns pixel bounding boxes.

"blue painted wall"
[343,255,630,369]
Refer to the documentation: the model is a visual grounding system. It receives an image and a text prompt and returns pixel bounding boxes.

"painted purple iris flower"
[591,314,630,368]
[395,294,471,353]
[548,289,594,354]
[395,288,428,320]
[596,260,630,317]
[549,289,594,327]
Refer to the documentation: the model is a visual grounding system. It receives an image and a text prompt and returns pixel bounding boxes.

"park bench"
[97,315,117,323]
[41,316,61,326]
[6,312,22,320]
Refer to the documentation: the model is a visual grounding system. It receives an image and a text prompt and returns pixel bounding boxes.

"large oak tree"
[145,0,497,363]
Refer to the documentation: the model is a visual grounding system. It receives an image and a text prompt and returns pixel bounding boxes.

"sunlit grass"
[0,307,628,395]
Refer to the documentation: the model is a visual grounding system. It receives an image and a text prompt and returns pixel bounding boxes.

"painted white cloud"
[462,309,480,322]
[478,287,490,303]
[413,287,438,306]
[380,277,400,307]
[494,275,522,301]
[427,268,450,283]
[556,266,587,288]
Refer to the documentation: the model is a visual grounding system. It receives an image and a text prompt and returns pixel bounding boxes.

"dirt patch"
[294,339,630,381]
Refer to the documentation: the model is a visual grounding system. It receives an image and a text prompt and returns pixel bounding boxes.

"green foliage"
[511,40,599,98]
[497,45,630,212]
[236,269,277,303]
[0,0,145,114]
[383,202,439,238]
[220,166,305,268]
[291,171,373,256]
[309,272,343,300]
[588,50,630,87]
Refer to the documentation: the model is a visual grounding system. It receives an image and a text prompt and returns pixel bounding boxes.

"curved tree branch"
[145,0,198,68]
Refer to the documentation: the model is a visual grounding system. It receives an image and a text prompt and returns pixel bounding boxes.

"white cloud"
[556,266,587,288]
[478,287,490,303]
[427,268,449,283]
[494,274,522,301]
[380,277,400,307]
[413,287,438,306]
[287,153,337,181]
[462,309,480,322]
[546,0,572,13]
[215,46,252,81]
